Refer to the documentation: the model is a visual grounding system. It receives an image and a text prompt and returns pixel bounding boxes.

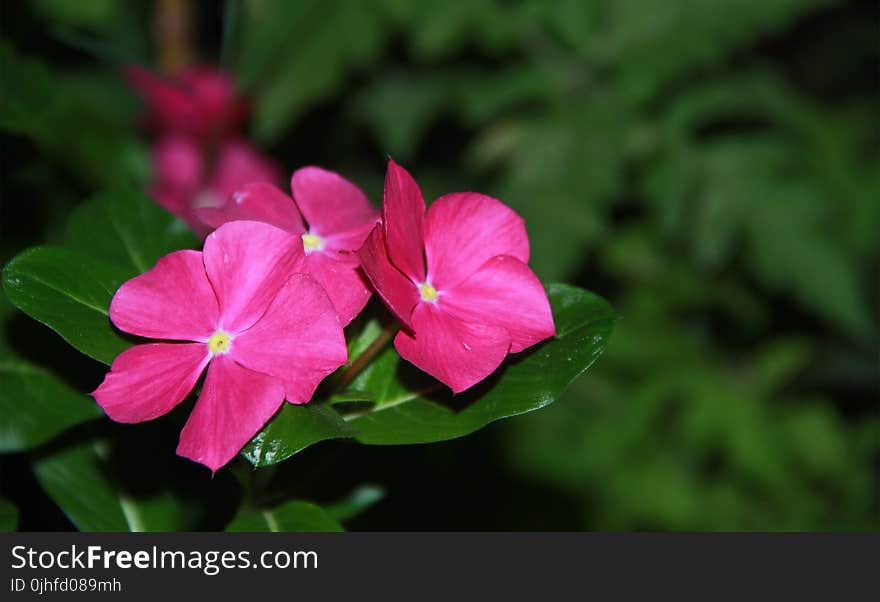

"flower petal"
[207,139,282,202]
[394,302,511,393]
[124,66,195,133]
[202,220,303,333]
[179,66,247,135]
[149,135,203,228]
[152,136,202,197]
[440,255,555,353]
[321,221,378,254]
[424,192,529,290]
[291,166,378,240]
[382,160,426,282]
[298,251,372,326]
[176,355,285,472]
[196,182,305,234]
[358,224,419,330]
[231,274,348,404]
[92,343,209,423]
[110,250,219,340]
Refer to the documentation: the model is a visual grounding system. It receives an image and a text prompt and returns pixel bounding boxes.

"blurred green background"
[1,0,877,530]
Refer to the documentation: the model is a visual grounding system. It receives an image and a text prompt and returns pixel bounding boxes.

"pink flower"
[150,136,281,236]
[358,161,556,393]
[196,166,379,326]
[92,221,348,472]
[124,65,248,140]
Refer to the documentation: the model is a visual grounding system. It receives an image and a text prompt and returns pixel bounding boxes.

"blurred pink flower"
[359,160,556,393]
[124,65,248,140]
[150,136,281,236]
[197,166,379,326]
[92,221,347,472]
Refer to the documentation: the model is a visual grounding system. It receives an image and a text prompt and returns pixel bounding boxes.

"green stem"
[336,321,398,391]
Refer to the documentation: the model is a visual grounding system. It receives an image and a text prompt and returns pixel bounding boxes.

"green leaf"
[0,497,19,531]
[474,100,629,281]
[595,0,833,103]
[243,403,357,467]
[0,41,147,186]
[247,284,614,462]
[34,437,183,532]
[0,360,101,452]
[226,500,344,532]
[65,189,197,275]
[35,0,118,28]
[236,0,387,142]
[345,284,615,443]
[0,290,101,452]
[2,246,133,365]
[326,485,384,522]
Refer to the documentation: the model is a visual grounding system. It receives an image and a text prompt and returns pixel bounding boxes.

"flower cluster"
[99,71,555,471]
[125,65,280,236]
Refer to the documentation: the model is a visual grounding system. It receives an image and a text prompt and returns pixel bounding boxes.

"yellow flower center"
[207,331,232,354]
[301,232,324,252]
[418,282,438,303]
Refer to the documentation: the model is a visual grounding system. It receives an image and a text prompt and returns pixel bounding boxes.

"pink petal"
[394,302,511,393]
[322,221,378,254]
[440,255,555,353]
[179,66,248,135]
[382,160,426,282]
[92,343,209,423]
[291,166,378,242]
[176,355,285,472]
[149,136,204,230]
[424,192,529,290]
[196,182,305,234]
[202,221,303,333]
[358,224,419,331]
[231,273,348,404]
[298,251,372,326]
[124,66,196,133]
[151,136,202,199]
[110,250,219,341]
[207,139,282,202]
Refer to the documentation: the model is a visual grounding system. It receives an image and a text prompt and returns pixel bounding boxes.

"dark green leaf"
[326,485,384,522]
[345,284,615,444]
[595,0,832,103]
[236,0,387,142]
[65,189,197,275]
[242,403,357,467]
[226,500,343,532]
[0,41,147,186]
[34,437,183,532]
[0,360,101,452]
[0,497,19,531]
[2,246,133,365]
[0,289,102,452]
[247,284,614,462]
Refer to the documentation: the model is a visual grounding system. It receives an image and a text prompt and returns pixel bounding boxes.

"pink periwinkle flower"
[358,160,556,393]
[92,221,348,472]
[150,136,281,237]
[124,65,248,140]
[196,166,379,326]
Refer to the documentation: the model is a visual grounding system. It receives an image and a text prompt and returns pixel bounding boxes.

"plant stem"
[336,321,398,391]
[155,0,193,75]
